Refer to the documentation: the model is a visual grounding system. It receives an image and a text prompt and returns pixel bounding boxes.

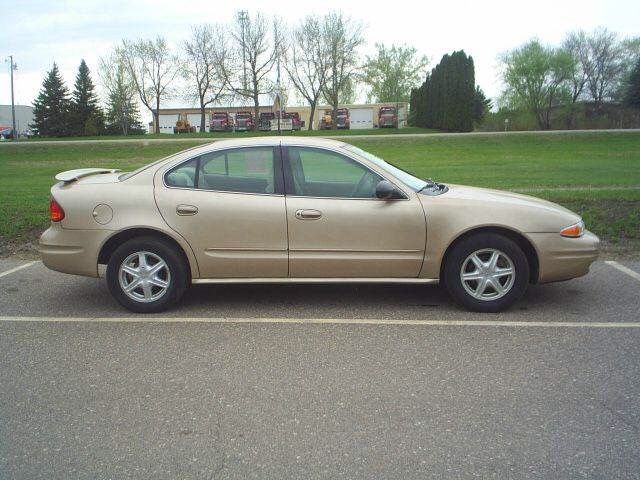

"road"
[1,258,640,479]
[2,128,639,146]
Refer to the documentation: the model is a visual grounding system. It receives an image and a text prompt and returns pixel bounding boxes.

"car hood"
[446,184,578,216]
[421,183,582,234]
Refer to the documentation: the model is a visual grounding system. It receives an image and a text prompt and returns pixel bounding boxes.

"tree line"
[31,60,145,137]
[499,27,640,129]
[30,16,640,137]
[31,10,429,136]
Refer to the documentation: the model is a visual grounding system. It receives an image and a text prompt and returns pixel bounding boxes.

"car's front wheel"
[106,237,188,313]
[443,233,529,312]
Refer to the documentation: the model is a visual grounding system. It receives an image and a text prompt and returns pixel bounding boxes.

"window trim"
[162,145,285,196]
[282,145,409,200]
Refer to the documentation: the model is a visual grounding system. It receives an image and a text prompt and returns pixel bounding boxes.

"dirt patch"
[0,229,42,259]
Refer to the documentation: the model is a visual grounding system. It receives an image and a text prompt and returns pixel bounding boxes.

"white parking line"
[0,261,38,279]
[1,316,640,328]
[605,261,640,283]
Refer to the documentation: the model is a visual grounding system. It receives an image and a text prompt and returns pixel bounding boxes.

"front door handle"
[295,209,322,220]
[176,204,198,216]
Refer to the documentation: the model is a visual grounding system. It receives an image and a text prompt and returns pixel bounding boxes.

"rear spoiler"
[55,168,121,183]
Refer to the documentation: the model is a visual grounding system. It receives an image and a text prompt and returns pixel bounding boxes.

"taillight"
[50,197,65,222]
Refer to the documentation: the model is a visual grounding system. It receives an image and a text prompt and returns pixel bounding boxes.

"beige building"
[153,102,408,133]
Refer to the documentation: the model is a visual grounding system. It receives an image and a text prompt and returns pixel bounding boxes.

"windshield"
[344,145,428,192]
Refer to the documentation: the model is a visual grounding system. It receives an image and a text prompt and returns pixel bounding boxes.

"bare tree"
[562,31,590,103]
[284,16,329,130]
[224,11,278,121]
[321,12,364,128]
[183,25,229,132]
[119,36,181,133]
[584,28,625,106]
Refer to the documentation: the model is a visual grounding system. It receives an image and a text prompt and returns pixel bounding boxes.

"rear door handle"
[295,209,322,220]
[176,204,198,216]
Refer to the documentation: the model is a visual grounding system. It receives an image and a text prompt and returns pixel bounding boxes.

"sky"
[1,0,639,122]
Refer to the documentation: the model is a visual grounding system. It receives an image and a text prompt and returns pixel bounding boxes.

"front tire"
[443,233,529,313]
[106,237,188,313]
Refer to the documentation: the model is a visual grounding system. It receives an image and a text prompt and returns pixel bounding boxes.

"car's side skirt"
[192,278,439,284]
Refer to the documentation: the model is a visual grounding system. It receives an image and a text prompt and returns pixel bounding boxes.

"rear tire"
[443,233,529,313]
[106,236,188,313]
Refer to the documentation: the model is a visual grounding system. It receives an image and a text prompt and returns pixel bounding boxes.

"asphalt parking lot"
[1,258,640,479]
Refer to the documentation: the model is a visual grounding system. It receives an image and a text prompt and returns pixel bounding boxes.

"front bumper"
[38,224,111,277]
[528,230,600,283]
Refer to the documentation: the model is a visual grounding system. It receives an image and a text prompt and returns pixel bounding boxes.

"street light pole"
[7,55,17,140]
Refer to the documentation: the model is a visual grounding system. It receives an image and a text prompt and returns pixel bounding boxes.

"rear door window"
[197,147,276,194]
[164,147,278,194]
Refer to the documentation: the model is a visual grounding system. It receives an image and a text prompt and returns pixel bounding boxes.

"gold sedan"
[39,137,599,313]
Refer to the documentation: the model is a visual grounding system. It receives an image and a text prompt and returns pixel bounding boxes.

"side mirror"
[375,180,402,200]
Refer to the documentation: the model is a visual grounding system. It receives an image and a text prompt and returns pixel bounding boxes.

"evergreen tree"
[409,51,477,132]
[70,59,104,136]
[31,63,71,137]
[473,86,492,125]
[105,89,145,135]
[103,61,145,135]
[624,58,640,109]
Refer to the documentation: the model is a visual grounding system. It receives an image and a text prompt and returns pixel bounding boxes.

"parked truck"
[284,112,304,131]
[335,108,350,129]
[173,113,196,134]
[210,112,233,132]
[234,111,255,131]
[378,106,398,128]
[319,109,333,130]
[258,112,275,131]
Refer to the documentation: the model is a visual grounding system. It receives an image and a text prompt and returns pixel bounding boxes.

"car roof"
[156,137,350,166]
[185,136,350,156]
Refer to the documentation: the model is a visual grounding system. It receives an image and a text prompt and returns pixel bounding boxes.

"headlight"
[560,220,585,238]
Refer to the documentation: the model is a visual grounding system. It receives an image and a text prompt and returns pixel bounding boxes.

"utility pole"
[6,55,17,140]
[274,21,281,135]
[237,10,248,93]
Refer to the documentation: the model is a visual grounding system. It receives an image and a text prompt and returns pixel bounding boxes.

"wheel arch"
[439,226,540,284]
[98,227,197,280]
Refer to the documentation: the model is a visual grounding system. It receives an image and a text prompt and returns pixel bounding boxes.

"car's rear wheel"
[106,237,188,313]
[443,233,529,312]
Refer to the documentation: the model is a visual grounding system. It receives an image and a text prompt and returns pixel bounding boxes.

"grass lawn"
[1,130,638,254]
[16,126,435,142]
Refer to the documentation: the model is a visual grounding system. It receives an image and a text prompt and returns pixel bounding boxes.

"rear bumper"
[38,224,110,277]
[528,230,600,283]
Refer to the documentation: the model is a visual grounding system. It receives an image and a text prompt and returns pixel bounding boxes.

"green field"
[15,126,435,142]
[1,131,639,254]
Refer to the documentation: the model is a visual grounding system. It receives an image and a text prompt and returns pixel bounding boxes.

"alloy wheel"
[460,248,515,301]
[118,251,171,303]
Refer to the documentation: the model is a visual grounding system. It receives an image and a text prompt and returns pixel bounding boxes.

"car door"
[283,145,426,278]
[155,145,288,278]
